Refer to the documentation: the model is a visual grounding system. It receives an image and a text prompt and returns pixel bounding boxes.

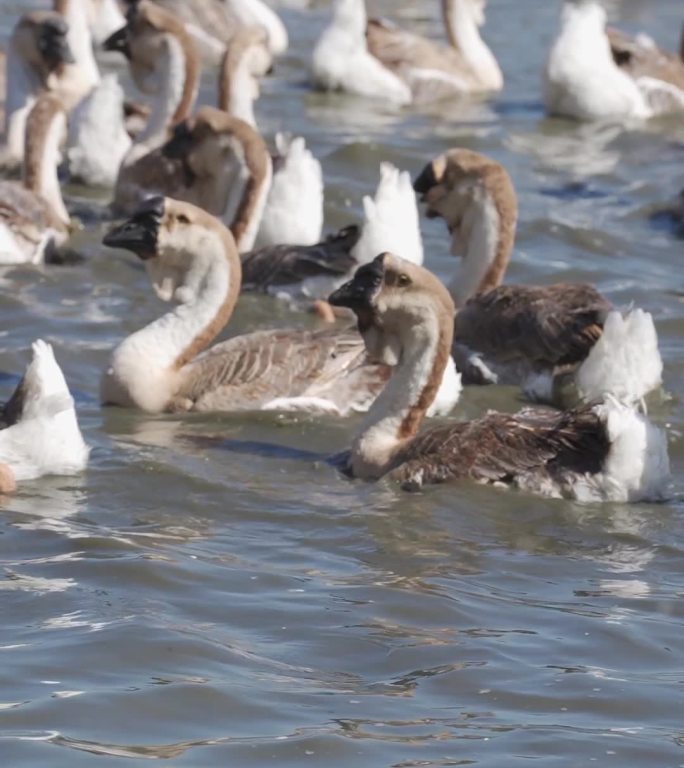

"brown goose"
[101,197,459,416]
[413,148,662,406]
[607,23,684,92]
[328,253,669,502]
[1,12,74,170]
[105,1,201,212]
[0,94,71,265]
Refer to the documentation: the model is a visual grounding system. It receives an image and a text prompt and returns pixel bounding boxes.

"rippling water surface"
[2,1,684,765]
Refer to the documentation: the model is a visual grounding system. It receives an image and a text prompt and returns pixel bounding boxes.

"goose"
[100,196,459,417]
[544,0,684,121]
[0,94,72,265]
[328,253,669,502]
[162,109,422,297]
[122,0,288,63]
[1,12,74,171]
[413,148,663,406]
[0,340,89,494]
[312,0,502,105]
[105,1,201,212]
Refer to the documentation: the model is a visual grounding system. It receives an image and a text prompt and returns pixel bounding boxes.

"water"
[2,1,684,765]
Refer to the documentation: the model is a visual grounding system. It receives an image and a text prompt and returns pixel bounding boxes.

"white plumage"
[255,134,324,248]
[0,341,89,484]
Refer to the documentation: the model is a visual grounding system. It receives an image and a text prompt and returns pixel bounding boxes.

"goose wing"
[176,327,388,414]
[113,148,191,214]
[454,284,611,368]
[608,27,684,90]
[390,404,608,489]
[241,226,360,292]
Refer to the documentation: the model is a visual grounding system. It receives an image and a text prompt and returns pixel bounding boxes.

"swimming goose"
[1,12,74,170]
[101,196,459,416]
[106,1,201,212]
[544,0,684,121]
[313,0,502,105]
[328,253,669,502]
[0,94,71,265]
[123,0,288,63]
[0,340,89,493]
[413,148,662,406]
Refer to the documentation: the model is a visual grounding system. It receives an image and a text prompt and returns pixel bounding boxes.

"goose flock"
[0,0,681,504]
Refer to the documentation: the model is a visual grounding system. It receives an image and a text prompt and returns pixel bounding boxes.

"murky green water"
[1,1,684,766]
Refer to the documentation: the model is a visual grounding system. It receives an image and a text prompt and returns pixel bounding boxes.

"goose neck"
[23,98,70,229]
[442,0,502,90]
[350,309,453,479]
[219,55,257,127]
[53,0,101,106]
[3,43,40,161]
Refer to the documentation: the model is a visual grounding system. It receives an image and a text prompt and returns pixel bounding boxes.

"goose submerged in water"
[101,197,459,417]
[413,148,663,406]
[329,253,669,502]
[0,95,72,265]
[544,0,684,121]
[312,0,502,105]
[0,340,89,494]
[1,12,74,170]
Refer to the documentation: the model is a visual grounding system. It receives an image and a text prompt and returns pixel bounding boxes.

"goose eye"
[397,273,411,287]
[177,214,190,225]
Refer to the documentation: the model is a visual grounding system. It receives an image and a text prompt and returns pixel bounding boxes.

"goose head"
[104,196,238,304]
[13,12,75,80]
[329,252,455,366]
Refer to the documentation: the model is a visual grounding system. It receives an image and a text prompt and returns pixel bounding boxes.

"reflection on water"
[1,0,684,766]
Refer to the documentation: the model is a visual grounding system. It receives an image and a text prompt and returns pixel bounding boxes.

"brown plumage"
[608,26,684,90]
[389,404,610,491]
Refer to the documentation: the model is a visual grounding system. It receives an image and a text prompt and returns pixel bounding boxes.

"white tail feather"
[352,163,423,266]
[255,134,324,248]
[427,356,462,417]
[573,398,670,502]
[576,309,662,404]
[0,341,89,482]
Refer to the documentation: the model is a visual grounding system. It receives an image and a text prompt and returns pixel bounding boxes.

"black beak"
[162,122,194,160]
[103,196,164,258]
[103,26,130,58]
[329,254,385,312]
[40,19,75,67]
[413,161,438,197]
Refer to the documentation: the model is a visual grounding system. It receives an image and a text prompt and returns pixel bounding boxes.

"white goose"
[328,253,669,503]
[413,148,663,407]
[1,12,74,171]
[0,94,72,265]
[0,340,89,493]
[544,0,684,121]
[312,0,502,105]
[101,196,459,416]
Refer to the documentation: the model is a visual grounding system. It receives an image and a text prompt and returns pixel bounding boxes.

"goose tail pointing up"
[352,162,423,267]
[576,308,663,405]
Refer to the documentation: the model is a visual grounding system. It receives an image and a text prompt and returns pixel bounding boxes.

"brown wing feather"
[607,27,684,89]
[454,284,612,368]
[113,149,191,214]
[241,226,360,291]
[389,404,609,490]
[176,327,388,413]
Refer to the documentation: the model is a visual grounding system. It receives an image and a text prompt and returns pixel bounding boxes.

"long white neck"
[108,236,231,412]
[223,62,258,127]
[3,42,41,162]
[443,0,502,90]
[57,0,101,106]
[128,36,189,160]
[448,194,503,306]
[333,0,367,38]
[351,316,442,479]
[25,109,70,227]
